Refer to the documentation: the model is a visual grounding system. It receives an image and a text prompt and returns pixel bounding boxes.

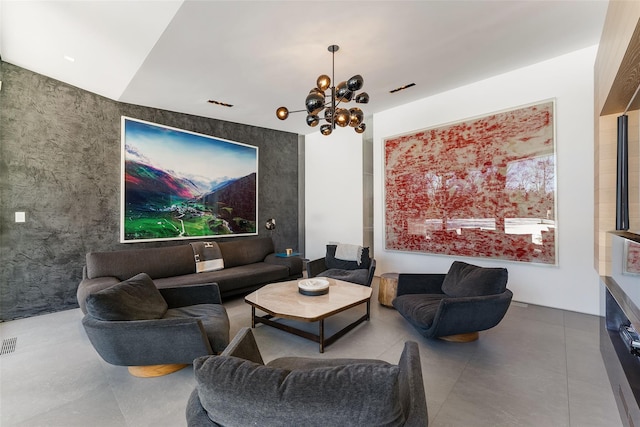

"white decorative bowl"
[298,278,330,296]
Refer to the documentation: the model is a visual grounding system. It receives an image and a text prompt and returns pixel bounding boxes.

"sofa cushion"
[193,355,405,427]
[392,294,444,334]
[218,237,274,268]
[163,304,229,353]
[325,244,371,270]
[441,261,508,297]
[153,262,289,294]
[190,242,224,273]
[318,268,369,286]
[85,273,168,321]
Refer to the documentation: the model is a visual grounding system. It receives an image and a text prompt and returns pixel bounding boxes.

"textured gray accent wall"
[0,61,300,321]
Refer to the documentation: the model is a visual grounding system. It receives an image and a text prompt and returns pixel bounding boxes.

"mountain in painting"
[199,173,256,222]
[124,160,202,208]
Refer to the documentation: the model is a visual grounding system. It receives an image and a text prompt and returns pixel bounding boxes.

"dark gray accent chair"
[393,261,512,341]
[82,273,230,374]
[307,244,376,286]
[186,327,428,427]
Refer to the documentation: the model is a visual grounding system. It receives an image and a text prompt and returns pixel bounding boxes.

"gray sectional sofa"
[77,237,303,313]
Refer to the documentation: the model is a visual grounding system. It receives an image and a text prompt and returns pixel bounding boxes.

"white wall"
[305,130,363,261]
[373,46,600,315]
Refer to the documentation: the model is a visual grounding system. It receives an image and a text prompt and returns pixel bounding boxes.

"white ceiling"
[0,0,608,136]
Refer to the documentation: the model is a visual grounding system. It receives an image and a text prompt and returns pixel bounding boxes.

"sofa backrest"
[218,237,274,268]
[86,245,195,280]
[192,355,404,427]
[85,237,276,280]
[441,261,508,297]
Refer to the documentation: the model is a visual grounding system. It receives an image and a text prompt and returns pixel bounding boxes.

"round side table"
[378,272,399,307]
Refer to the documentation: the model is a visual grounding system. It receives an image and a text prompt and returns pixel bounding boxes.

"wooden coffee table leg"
[251,306,256,328]
[319,319,325,353]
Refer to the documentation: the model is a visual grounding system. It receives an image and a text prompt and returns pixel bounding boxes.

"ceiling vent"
[389,83,416,94]
[207,99,234,108]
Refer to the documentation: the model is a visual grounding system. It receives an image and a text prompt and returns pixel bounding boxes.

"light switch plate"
[15,212,25,223]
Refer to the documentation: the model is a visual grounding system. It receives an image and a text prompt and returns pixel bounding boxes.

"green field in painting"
[124,211,255,240]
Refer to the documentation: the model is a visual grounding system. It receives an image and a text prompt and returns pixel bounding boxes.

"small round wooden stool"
[378,273,399,307]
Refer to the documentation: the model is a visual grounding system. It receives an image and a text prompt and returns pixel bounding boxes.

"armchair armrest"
[82,315,213,366]
[306,257,328,278]
[159,283,222,308]
[397,341,428,426]
[221,327,264,365]
[366,259,377,287]
[397,274,446,296]
[429,290,513,337]
[264,253,303,277]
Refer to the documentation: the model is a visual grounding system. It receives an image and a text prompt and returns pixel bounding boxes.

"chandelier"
[276,45,369,136]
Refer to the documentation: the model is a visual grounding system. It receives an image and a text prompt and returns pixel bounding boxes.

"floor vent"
[1,337,17,355]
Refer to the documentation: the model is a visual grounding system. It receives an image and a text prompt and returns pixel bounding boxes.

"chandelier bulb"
[317,75,331,92]
[349,107,363,127]
[335,108,351,127]
[320,124,333,135]
[347,75,364,92]
[324,107,334,123]
[276,107,289,120]
[305,92,325,115]
[306,114,320,127]
[355,92,369,104]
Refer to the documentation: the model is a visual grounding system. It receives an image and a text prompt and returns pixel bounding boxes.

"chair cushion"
[85,273,168,321]
[441,261,508,297]
[325,244,371,270]
[392,294,444,332]
[163,304,229,353]
[318,268,369,285]
[193,355,405,427]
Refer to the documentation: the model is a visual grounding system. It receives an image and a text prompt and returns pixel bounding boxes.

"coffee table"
[244,278,372,352]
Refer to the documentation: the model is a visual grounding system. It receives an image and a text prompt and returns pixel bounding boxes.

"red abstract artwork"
[384,101,556,264]
[625,241,640,275]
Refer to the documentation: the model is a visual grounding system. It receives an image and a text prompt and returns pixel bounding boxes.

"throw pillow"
[190,242,224,273]
[85,272,168,321]
[441,261,508,297]
[325,244,371,271]
[193,355,404,427]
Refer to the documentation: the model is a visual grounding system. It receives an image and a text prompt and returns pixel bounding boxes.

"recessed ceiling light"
[389,83,415,94]
[63,55,75,63]
[207,99,233,108]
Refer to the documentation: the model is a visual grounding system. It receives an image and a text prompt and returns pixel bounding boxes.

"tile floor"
[0,278,622,426]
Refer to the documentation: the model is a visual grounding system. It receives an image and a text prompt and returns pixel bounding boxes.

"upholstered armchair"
[186,327,428,427]
[81,273,230,377]
[393,261,512,342]
[307,243,376,286]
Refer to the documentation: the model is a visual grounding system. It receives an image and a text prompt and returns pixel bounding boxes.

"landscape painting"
[384,100,556,264]
[121,117,258,242]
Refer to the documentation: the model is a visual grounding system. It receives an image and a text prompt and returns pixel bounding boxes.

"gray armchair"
[186,327,428,427]
[82,273,230,377]
[393,261,512,342]
[307,244,376,286]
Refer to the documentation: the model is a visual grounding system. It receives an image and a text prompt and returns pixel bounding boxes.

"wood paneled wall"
[594,1,640,275]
